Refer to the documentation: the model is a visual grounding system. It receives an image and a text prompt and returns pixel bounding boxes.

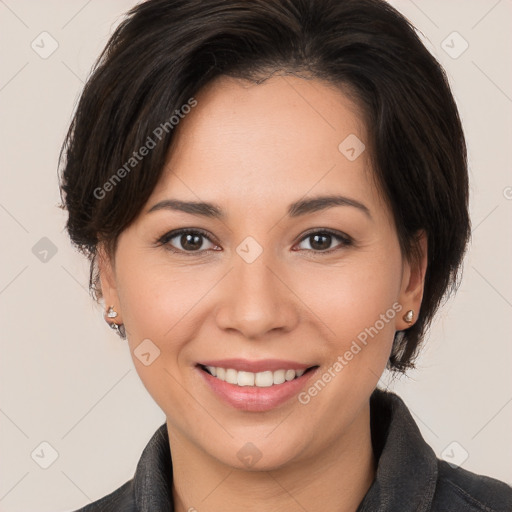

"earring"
[109,321,126,338]
[105,306,126,339]
[106,306,118,318]
[403,309,414,324]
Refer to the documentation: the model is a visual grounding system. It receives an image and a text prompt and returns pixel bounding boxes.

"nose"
[214,250,300,340]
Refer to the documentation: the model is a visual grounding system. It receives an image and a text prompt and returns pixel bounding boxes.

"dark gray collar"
[356,389,438,511]
[134,422,174,511]
[132,389,438,512]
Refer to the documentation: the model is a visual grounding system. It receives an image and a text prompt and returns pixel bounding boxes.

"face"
[99,74,426,471]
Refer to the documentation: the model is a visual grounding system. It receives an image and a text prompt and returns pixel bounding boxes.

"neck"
[168,403,375,512]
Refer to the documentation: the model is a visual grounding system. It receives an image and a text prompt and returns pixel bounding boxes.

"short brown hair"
[59,0,470,372]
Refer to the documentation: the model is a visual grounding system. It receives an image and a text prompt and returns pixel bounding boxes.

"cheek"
[115,244,206,339]
[114,256,202,410]
[297,246,403,362]
[114,252,216,383]
[291,249,403,426]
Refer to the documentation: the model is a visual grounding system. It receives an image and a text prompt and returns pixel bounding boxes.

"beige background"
[0,1,511,510]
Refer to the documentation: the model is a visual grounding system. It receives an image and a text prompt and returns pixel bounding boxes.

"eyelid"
[297,227,352,243]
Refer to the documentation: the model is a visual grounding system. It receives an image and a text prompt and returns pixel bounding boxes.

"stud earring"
[403,309,414,324]
[106,306,118,318]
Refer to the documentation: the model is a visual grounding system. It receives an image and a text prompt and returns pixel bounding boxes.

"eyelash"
[156,228,353,256]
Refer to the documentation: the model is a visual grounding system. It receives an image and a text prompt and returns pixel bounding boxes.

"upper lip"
[197,358,316,373]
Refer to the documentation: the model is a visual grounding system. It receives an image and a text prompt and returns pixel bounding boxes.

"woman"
[59,0,512,510]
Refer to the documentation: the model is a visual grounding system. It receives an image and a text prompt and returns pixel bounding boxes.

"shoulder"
[70,479,136,511]
[432,459,512,512]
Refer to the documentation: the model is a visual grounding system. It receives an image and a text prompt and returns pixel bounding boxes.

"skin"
[98,74,427,512]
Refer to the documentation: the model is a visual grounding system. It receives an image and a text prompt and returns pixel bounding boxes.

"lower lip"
[196,366,319,412]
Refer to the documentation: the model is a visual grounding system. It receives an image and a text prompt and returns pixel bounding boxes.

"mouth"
[197,364,319,388]
[194,358,320,411]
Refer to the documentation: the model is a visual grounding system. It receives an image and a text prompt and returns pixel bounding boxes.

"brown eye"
[158,229,219,254]
[296,230,353,253]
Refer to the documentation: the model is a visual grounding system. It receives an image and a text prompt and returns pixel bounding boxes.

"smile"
[199,365,314,387]
[196,360,320,412]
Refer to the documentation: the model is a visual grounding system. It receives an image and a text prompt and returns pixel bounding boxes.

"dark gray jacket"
[72,389,512,511]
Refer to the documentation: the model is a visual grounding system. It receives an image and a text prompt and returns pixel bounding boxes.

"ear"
[396,230,428,330]
[97,243,122,323]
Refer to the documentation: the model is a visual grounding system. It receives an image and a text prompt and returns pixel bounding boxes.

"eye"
[294,229,353,254]
[157,228,220,254]
[157,228,353,256]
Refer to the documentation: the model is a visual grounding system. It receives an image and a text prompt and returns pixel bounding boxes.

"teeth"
[273,369,286,385]
[203,366,308,387]
[225,368,238,385]
[238,371,255,386]
[255,371,273,387]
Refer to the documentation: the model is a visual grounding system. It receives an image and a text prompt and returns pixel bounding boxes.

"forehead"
[149,74,379,217]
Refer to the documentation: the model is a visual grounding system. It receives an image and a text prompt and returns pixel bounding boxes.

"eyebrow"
[147,194,371,219]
